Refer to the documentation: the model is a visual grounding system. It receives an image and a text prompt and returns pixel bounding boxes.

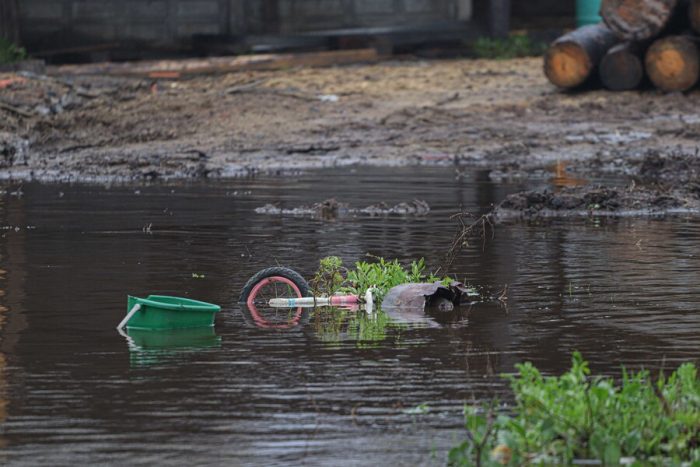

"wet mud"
[493,185,700,219]
[3,58,700,214]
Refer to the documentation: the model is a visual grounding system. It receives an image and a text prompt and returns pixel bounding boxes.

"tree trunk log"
[600,41,648,90]
[544,24,620,89]
[645,35,700,91]
[0,0,20,43]
[601,0,680,40]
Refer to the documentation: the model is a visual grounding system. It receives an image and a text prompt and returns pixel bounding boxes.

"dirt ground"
[2,56,700,213]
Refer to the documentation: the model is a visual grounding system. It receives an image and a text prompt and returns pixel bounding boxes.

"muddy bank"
[3,57,700,217]
[493,185,700,219]
[1,58,700,184]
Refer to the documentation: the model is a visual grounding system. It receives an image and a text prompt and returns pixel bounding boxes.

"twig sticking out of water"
[440,211,495,274]
[496,284,508,303]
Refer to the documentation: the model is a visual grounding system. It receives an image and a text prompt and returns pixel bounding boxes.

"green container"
[126,295,221,330]
[577,0,602,27]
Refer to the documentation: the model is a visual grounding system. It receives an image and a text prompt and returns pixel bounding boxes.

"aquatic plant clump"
[311,256,451,302]
[449,353,700,466]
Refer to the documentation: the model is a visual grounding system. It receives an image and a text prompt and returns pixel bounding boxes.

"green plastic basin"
[577,0,602,26]
[126,295,221,330]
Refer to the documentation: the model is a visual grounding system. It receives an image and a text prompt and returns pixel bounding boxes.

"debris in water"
[254,198,430,217]
[381,282,476,311]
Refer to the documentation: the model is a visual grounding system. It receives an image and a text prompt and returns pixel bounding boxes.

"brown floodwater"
[0,167,698,465]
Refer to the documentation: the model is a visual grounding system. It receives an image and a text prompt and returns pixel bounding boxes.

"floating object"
[268,295,359,308]
[364,288,375,314]
[382,282,477,311]
[118,295,221,331]
[239,267,310,308]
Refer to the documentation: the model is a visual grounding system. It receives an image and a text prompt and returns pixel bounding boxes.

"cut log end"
[545,43,592,88]
[543,24,620,89]
[645,36,700,92]
[600,43,646,91]
[601,0,679,40]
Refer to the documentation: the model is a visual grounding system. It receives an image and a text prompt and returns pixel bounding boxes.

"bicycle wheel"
[239,267,311,307]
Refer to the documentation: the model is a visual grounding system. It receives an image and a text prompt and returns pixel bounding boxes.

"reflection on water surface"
[0,167,698,465]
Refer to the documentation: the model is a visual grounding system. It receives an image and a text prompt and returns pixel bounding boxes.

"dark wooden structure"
[0,0,20,43]
[11,0,530,57]
[489,0,512,38]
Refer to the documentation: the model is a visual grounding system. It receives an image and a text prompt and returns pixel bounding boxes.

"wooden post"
[262,0,279,34]
[600,41,648,90]
[489,0,511,38]
[645,35,700,91]
[544,24,620,89]
[0,0,20,43]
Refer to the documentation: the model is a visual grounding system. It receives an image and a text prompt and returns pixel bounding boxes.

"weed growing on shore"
[472,35,546,60]
[449,353,700,466]
[0,38,27,64]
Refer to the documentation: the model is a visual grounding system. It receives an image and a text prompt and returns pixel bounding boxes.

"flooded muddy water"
[0,167,698,465]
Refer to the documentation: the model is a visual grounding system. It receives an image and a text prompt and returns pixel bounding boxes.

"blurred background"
[0,0,583,62]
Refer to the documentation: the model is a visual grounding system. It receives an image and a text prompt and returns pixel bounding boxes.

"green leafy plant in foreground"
[449,353,700,466]
[0,38,27,64]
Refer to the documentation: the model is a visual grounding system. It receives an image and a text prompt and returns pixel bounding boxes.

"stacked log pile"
[545,0,700,92]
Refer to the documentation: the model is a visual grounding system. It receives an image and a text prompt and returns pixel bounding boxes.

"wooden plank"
[49,48,381,78]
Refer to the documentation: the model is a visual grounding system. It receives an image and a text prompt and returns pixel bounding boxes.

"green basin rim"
[129,295,221,313]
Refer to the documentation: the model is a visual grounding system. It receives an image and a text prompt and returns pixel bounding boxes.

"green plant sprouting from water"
[0,38,27,64]
[472,34,546,60]
[310,255,345,296]
[308,256,452,347]
[448,353,700,466]
[310,255,450,302]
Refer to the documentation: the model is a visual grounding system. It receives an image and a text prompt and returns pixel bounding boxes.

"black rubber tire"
[238,267,311,304]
